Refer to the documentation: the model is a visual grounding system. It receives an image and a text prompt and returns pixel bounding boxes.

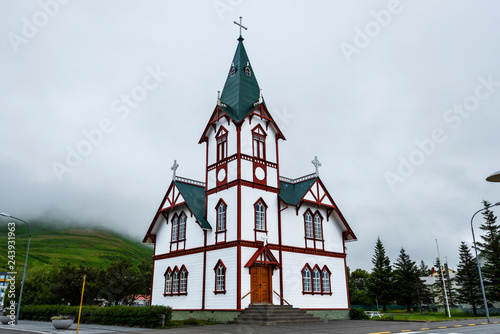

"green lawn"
[377,310,493,322]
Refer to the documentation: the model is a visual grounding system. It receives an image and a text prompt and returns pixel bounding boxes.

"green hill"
[0,221,153,272]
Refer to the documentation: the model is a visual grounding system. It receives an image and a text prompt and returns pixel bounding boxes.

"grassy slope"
[0,221,153,271]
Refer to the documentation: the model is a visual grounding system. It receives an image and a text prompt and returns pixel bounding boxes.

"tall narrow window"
[171,215,178,242]
[172,269,179,293]
[214,260,226,294]
[178,213,186,240]
[164,269,172,295]
[322,269,331,293]
[304,212,313,238]
[217,201,226,232]
[216,126,228,162]
[179,267,188,293]
[302,267,312,292]
[313,268,321,293]
[254,199,267,231]
[313,213,322,240]
[252,125,266,160]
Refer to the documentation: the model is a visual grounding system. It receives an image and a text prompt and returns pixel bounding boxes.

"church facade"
[143,34,357,321]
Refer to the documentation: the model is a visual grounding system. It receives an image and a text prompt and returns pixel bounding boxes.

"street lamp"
[0,212,31,325]
[486,171,500,182]
[470,202,500,324]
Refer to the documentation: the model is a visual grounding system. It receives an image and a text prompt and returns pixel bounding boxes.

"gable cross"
[261,235,269,245]
[312,156,321,177]
[233,16,247,37]
[171,160,179,180]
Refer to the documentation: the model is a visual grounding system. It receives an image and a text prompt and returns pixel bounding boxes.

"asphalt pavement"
[1,317,500,334]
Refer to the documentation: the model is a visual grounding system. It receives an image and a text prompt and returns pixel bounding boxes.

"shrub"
[350,307,369,320]
[21,305,171,328]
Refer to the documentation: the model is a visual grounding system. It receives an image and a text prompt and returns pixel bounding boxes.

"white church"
[143,29,357,321]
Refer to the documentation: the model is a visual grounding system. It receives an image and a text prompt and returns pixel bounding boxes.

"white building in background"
[143,33,357,321]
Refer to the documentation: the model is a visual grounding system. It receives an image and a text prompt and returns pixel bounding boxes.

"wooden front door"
[250,265,272,304]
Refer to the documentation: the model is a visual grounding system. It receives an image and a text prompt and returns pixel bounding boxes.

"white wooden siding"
[280,251,348,309]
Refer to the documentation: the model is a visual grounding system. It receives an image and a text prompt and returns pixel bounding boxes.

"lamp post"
[0,212,31,325]
[470,202,500,324]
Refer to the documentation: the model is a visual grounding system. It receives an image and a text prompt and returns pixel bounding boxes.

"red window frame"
[254,198,268,232]
[164,265,188,296]
[216,126,228,162]
[301,263,332,295]
[304,209,324,242]
[213,259,227,294]
[252,125,266,160]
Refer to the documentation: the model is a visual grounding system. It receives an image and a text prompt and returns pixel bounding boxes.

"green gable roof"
[219,37,262,122]
[279,177,317,205]
[174,181,212,230]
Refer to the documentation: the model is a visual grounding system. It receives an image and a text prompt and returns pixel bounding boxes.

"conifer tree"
[367,237,393,312]
[454,242,482,315]
[477,200,500,302]
[394,248,418,312]
[432,258,447,307]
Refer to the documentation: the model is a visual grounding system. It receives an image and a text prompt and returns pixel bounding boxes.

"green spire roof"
[219,37,262,122]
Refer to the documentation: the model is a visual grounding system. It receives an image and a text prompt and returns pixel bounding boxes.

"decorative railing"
[241,289,254,300]
[279,173,316,184]
[273,290,291,305]
[174,176,206,187]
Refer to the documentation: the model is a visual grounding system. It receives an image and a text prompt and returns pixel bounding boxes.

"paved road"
[1,318,499,334]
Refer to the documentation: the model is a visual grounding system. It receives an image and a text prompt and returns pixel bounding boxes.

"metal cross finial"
[233,16,247,37]
[261,235,269,245]
[312,156,321,177]
[171,160,179,180]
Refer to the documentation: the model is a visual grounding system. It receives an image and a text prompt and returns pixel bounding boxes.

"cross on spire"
[233,16,247,38]
[171,160,179,180]
[312,156,321,177]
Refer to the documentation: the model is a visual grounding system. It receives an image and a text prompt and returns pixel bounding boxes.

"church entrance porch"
[250,264,272,304]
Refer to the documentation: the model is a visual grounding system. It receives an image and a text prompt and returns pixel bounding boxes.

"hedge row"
[20,305,172,328]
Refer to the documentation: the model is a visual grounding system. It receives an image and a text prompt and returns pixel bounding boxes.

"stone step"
[232,304,324,325]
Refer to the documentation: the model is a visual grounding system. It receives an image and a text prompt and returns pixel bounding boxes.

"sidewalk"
[2,317,500,334]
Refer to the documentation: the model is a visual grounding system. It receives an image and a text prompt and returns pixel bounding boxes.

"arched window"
[252,125,266,160]
[164,269,172,295]
[302,266,312,292]
[313,213,322,240]
[244,66,251,76]
[313,268,321,293]
[304,212,313,238]
[302,264,332,295]
[214,260,226,294]
[217,201,226,232]
[172,268,179,294]
[304,210,323,242]
[322,269,331,293]
[178,212,186,240]
[216,126,228,162]
[171,215,178,242]
[179,266,188,294]
[254,199,267,231]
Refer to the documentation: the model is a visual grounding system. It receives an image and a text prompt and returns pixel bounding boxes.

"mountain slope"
[0,221,153,271]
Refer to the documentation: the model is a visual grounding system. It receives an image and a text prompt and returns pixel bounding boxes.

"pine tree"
[418,260,431,276]
[477,200,500,302]
[415,260,433,313]
[454,242,482,315]
[394,248,417,312]
[367,237,393,312]
[432,258,448,307]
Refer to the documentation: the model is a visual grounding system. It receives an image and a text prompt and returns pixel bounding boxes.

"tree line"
[5,258,152,307]
[349,200,500,316]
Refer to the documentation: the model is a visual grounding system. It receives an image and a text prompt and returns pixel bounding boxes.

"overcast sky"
[1,1,500,272]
